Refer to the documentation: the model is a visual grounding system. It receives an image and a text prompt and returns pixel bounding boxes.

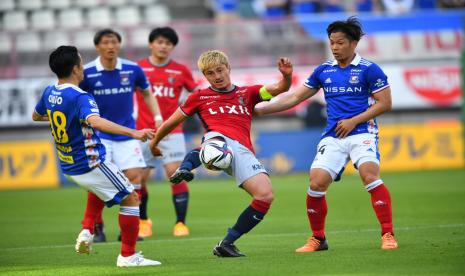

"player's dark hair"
[327,16,365,41]
[148,27,179,45]
[93,28,122,45]
[49,46,80,78]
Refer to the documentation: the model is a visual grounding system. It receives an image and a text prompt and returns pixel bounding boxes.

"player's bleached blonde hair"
[197,50,230,74]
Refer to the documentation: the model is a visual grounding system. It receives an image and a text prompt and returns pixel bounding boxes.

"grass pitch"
[0,169,464,275]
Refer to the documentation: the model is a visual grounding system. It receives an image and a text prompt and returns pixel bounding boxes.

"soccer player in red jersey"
[150,50,293,257]
[135,27,198,238]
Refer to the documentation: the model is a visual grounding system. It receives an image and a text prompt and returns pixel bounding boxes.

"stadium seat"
[58,8,84,29]
[74,0,99,8]
[43,31,70,51]
[106,0,128,6]
[3,11,28,31]
[45,0,71,9]
[87,7,113,28]
[73,30,95,50]
[143,5,171,25]
[0,33,12,53]
[130,0,158,5]
[115,6,141,27]
[18,0,43,10]
[0,0,15,12]
[131,27,151,47]
[31,10,56,30]
[16,32,42,52]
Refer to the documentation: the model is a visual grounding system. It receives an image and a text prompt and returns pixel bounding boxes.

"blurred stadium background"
[0,0,463,189]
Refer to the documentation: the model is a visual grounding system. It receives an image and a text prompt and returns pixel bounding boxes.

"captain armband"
[259,86,273,101]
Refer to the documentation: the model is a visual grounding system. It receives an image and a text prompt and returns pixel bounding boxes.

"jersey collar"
[55,83,86,93]
[95,57,122,71]
[331,53,361,66]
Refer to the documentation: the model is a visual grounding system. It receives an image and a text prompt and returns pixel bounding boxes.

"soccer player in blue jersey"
[255,16,398,251]
[79,29,162,242]
[32,46,160,266]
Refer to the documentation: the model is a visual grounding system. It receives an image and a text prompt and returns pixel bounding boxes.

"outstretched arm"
[150,108,187,151]
[335,87,392,138]
[141,89,163,128]
[262,57,293,97]
[255,85,319,116]
[87,115,155,141]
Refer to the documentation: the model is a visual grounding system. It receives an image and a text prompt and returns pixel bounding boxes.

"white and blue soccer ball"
[199,139,234,171]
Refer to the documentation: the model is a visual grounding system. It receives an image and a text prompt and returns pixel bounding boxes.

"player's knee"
[121,191,140,206]
[360,172,379,186]
[309,177,329,192]
[254,190,274,203]
[129,174,142,185]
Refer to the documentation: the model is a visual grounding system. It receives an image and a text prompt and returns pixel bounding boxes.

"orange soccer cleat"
[138,219,153,238]
[295,236,328,253]
[173,222,189,237]
[381,232,398,250]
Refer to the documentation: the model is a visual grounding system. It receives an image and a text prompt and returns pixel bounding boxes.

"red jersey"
[136,59,197,133]
[180,85,263,153]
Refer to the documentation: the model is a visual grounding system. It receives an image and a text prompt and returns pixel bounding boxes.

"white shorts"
[65,161,134,207]
[101,139,146,171]
[203,131,268,186]
[311,133,380,181]
[140,133,186,168]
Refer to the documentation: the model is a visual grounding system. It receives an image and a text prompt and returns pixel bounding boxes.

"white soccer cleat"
[116,251,162,267]
[75,229,93,254]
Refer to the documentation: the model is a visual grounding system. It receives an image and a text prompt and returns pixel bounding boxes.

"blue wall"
[296,9,465,40]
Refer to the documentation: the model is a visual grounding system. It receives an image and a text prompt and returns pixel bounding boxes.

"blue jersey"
[80,57,150,141]
[305,54,389,138]
[35,84,106,175]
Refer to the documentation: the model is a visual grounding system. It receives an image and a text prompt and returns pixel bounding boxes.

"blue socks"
[180,147,201,171]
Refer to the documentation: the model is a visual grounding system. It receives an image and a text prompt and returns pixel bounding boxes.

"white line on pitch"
[1,223,464,252]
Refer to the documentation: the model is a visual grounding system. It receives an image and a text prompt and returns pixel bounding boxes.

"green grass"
[0,169,464,275]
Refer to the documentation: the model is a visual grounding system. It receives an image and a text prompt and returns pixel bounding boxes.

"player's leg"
[212,137,269,257]
[165,161,190,236]
[95,161,160,266]
[138,139,159,238]
[170,136,227,184]
[109,139,147,241]
[138,167,153,238]
[296,137,349,253]
[169,147,200,184]
[159,133,191,236]
[295,168,332,253]
[350,134,397,250]
[214,173,272,258]
[85,139,114,243]
[121,167,145,241]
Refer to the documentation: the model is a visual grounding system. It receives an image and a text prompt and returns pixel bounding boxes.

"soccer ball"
[199,139,234,171]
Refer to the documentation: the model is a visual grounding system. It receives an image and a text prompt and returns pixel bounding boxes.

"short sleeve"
[304,64,324,89]
[34,87,49,115]
[366,63,389,93]
[182,65,197,92]
[179,91,200,116]
[135,65,150,91]
[78,93,100,122]
[247,85,263,106]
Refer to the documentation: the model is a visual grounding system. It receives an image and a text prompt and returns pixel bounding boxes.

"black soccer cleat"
[169,168,194,184]
[213,240,246,257]
[93,223,106,243]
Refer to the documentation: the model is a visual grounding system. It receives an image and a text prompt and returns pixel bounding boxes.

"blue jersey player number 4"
[255,16,398,253]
